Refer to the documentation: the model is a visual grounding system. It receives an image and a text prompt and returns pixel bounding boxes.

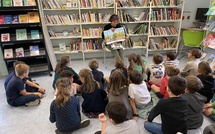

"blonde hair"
[15,64,29,76]
[55,77,71,108]
[55,56,70,74]
[88,59,99,70]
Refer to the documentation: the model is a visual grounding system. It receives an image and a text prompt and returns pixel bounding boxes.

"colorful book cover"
[4,48,13,59]
[0,15,4,24]
[13,0,23,6]
[26,0,36,6]
[30,30,40,39]
[27,12,40,23]
[103,27,125,45]
[2,0,12,7]
[207,54,215,66]
[19,14,28,23]
[12,15,19,24]
[16,29,27,40]
[201,33,215,50]
[4,15,12,24]
[29,45,39,56]
[1,33,10,42]
[15,47,24,57]
[59,43,66,51]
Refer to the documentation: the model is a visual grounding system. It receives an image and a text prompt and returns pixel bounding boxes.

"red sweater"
[160,76,169,98]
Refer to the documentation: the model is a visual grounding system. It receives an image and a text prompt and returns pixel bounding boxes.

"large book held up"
[59,43,66,51]
[30,30,40,39]
[4,48,13,59]
[16,29,27,40]
[15,47,24,57]
[1,33,10,42]
[28,12,40,23]
[30,45,39,56]
[103,27,125,45]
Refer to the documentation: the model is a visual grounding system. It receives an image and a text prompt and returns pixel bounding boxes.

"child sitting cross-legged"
[163,50,179,67]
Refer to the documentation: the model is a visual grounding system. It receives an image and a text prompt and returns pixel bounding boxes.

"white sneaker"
[25,99,40,106]
[79,119,90,129]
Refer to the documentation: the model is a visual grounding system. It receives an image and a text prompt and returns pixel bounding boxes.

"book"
[1,33,10,42]
[103,27,125,45]
[4,48,13,59]
[15,47,24,57]
[2,0,12,7]
[12,15,19,24]
[4,15,12,24]
[30,30,40,39]
[19,14,28,23]
[29,45,40,56]
[24,0,36,6]
[201,33,215,50]
[0,15,4,24]
[207,54,215,66]
[28,12,40,23]
[13,0,23,6]
[59,43,66,51]
[16,29,27,40]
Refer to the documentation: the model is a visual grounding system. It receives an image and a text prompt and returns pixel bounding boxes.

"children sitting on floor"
[163,50,179,67]
[50,77,90,134]
[180,48,202,77]
[6,64,43,107]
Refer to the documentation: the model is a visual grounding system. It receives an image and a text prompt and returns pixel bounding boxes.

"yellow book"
[28,12,40,23]
[19,14,28,23]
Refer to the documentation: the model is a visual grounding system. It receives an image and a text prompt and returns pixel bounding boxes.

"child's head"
[106,101,127,124]
[166,51,177,61]
[198,61,212,76]
[168,76,187,96]
[55,56,71,74]
[109,69,127,95]
[60,70,74,83]
[15,64,29,77]
[55,77,71,108]
[185,76,203,93]
[129,70,143,84]
[88,59,99,70]
[188,48,202,59]
[127,53,145,72]
[13,61,25,68]
[165,65,180,77]
[115,59,124,68]
[153,53,164,64]
[127,53,137,62]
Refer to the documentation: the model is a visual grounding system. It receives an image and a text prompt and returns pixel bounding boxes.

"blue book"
[30,30,40,39]
[30,45,40,56]
[12,15,19,24]
[4,15,12,24]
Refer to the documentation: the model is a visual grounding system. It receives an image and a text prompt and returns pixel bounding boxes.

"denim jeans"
[8,94,39,107]
[144,122,163,134]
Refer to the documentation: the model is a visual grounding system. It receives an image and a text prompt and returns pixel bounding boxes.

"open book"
[103,27,125,45]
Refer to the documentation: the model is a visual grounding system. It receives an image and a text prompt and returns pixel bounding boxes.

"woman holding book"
[102,14,129,62]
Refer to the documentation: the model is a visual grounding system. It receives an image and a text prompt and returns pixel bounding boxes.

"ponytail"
[55,56,70,74]
[136,54,146,73]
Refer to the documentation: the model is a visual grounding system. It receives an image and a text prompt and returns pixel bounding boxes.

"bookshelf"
[39,0,184,61]
[0,0,52,75]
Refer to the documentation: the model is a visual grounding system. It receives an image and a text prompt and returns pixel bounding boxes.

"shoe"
[79,119,90,129]
[55,129,72,134]
[25,99,41,106]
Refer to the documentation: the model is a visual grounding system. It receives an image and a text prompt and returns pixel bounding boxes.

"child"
[144,76,188,134]
[88,59,105,87]
[163,50,179,67]
[204,101,215,118]
[151,65,180,98]
[79,69,107,118]
[183,76,207,133]
[197,61,215,103]
[4,61,45,94]
[146,53,165,86]
[108,69,132,119]
[50,77,90,134]
[95,101,140,134]
[52,56,81,89]
[128,70,154,120]
[180,48,202,77]
[111,59,127,79]
[6,64,43,107]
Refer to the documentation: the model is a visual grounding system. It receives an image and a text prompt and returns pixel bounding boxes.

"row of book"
[48,28,80,37]
[1,29,40,42]
[151,9,181,21]
[0,0,36,7]
[150,25,178,36]
[148,38,177,50]
[0,12,40,24]
[42,0,64,9]
[81,12,112,23]
[152,0,181,6]
[44,14,80,24]
[80,0,108,8]
[82,28,102,37]
[204,17,215,31]
[4,45,40,59]
[118,10,149,22]
[130,24,148,34]
[117,0,141,7]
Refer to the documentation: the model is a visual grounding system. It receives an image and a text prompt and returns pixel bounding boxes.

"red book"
[0,15,4,24]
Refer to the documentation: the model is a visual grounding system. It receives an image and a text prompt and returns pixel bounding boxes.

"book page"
[103,27,125,45]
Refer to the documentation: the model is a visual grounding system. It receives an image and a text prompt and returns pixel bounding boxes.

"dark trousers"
[26,85,39,92]
[8,94,39,107]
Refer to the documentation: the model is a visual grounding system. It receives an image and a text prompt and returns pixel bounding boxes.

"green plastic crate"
[182,30,204,47]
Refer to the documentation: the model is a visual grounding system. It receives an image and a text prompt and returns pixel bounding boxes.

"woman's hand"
[111,28,115,32]
[125,35,129,40]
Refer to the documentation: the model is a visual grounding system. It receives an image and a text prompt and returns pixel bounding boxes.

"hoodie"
[183,92,207,129]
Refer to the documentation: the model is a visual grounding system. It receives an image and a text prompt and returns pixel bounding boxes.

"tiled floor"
[0,56,214,134]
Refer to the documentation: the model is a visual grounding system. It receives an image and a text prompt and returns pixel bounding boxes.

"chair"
[178,29,204,60]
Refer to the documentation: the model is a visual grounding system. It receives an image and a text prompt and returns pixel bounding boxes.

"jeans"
[9,94,39,107]
[144,122,163,134]
[106,45,124,61]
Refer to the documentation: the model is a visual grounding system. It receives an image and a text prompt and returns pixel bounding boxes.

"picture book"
[2,0,12,7]
[103,27,125,45]
[19,14,28,23]
[24,0,36,6]
[15,47,24,57]
[4,48,13,59]
[4,15,12,24]
[0,15,4,24]
[12,15,19,24]
[27,12,40,23]
[16,29,27,40]
[1,33,10,42]
[207,54,215,66]
[29,45,39,56]
[201,33,215,50]
[59,43,66,51]
[13,0,23,6]
[30,30,40,39]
